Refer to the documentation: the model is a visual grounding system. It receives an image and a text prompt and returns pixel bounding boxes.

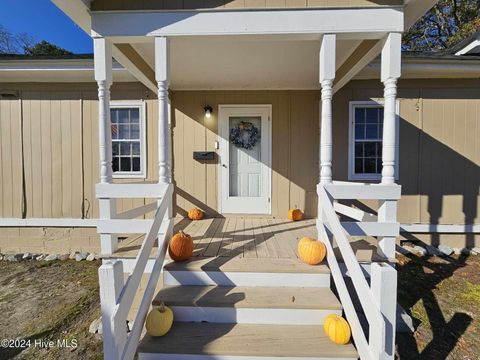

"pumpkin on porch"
[288,208,303,221]
[168,230,193,261]
[324,314,351,345]
[298,237,326,265]
[188,208,204,220]
[145,302,174,337]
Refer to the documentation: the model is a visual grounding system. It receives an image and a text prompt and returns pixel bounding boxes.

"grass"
[1,252,478,360]
[396,253,480,359]
[0,260,103,360]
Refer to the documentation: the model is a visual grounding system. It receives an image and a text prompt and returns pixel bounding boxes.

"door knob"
[222,164,228,168]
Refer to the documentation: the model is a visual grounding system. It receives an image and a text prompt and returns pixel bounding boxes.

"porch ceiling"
[131,36,362,90]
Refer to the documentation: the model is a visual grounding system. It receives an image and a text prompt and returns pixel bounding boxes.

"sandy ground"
[0,253,478,359]
[0,260,102,360]
[396,253,480,360]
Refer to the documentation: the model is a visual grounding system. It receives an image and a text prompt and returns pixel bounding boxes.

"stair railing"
[98,183,174,360]
[317,182,399,360]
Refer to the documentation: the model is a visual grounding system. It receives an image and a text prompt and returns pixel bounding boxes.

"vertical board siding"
[0,97,23,217]
[0,81,478,227]
[336,80,480,226]
[171,90,320,218]
[21,91,83,218]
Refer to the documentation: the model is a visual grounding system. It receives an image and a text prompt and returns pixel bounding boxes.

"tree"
[0,25,72,56]
[23,40,72,56]
[403,0,480,51]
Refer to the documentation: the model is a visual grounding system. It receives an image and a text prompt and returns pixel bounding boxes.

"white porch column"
[319,34,336,184]
[94,37,118,254]
[377,33,401,261]
[155,36,171,185]
[155,37,173,240]
[94,37,114,184]
[380,32,401,184]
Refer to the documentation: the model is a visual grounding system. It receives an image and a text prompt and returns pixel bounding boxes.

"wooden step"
[164,257,330,287]
[153,285,342,325]
[138,323,358,360]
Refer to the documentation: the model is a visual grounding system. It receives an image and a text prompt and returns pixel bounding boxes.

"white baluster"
[380,33,401,184]
[319,34,336,184]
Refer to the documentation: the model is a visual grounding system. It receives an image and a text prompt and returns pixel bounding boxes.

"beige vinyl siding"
[91,0,402,11]
[0,96,23,217]
[21,90,83,218]
[82,86,159,219]
[171,90,320,218]
[0,80,478,232]
[333,79,480,226]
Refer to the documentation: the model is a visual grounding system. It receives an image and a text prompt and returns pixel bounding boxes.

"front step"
[153,285,342,325]
[163,257,330,287]
[138,323,358,360]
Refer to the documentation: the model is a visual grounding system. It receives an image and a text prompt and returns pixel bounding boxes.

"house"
[0,0,479,359]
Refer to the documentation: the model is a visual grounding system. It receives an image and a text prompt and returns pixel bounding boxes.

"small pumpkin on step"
[168,230,193,261]
[298,237,326,265]
[288,207,303,221]
[145,302,174,337]
[187,207,204,221]
[324,314,351,345]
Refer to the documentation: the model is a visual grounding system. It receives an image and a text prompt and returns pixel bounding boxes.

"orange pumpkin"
[298,237,326,265]
[288,208,303,221]
[188,208,204,221]
[168,230,193,261]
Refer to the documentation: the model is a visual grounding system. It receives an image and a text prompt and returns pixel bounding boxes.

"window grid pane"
[111,106,143,174]
[353,105,384,176]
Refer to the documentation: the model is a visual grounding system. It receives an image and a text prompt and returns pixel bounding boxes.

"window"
[110,101,146,178]
[348,101,399,181]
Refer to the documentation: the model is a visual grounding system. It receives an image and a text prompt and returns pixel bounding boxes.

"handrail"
[318,184,386,360]
[121,215,172,360]
[114,184,172,321]
[98,183,173,360]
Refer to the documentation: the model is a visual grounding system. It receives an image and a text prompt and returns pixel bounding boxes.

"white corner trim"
[455,39,480,56]
[347,100,400,181]
[0,218,98,227]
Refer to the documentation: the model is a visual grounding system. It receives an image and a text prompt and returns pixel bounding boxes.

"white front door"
[218,105,271,214]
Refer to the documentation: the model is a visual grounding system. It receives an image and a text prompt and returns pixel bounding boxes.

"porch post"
[155,36,173,238]
[380,32,401,185]
[94,37,118,254]
[319,34,336,184]
[155,36,171,185]
[377,33,401,260]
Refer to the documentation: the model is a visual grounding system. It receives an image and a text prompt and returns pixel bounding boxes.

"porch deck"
[114,217,382,263]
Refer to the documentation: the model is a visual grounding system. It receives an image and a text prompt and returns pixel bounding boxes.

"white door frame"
[218,104,272,215]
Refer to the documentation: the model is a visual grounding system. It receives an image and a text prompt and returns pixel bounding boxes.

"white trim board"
[0,218,97,227]
[0,219,478,234]
[401,224,480,234]
[91,7,404,38]
[455,39,480,56]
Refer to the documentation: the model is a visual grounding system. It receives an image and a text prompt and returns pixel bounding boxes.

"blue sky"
[0,0,92,54]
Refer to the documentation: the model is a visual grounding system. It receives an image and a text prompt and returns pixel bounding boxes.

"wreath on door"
[229,121,261,150]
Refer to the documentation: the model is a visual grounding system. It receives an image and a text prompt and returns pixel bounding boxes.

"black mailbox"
[193,151,215,161]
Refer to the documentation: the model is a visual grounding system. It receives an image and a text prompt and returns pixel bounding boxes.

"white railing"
[317,182,399,360]
[98,183,174,360]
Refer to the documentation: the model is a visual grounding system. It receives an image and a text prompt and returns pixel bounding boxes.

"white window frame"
[110,100,147,179]
[348,100,400,181]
